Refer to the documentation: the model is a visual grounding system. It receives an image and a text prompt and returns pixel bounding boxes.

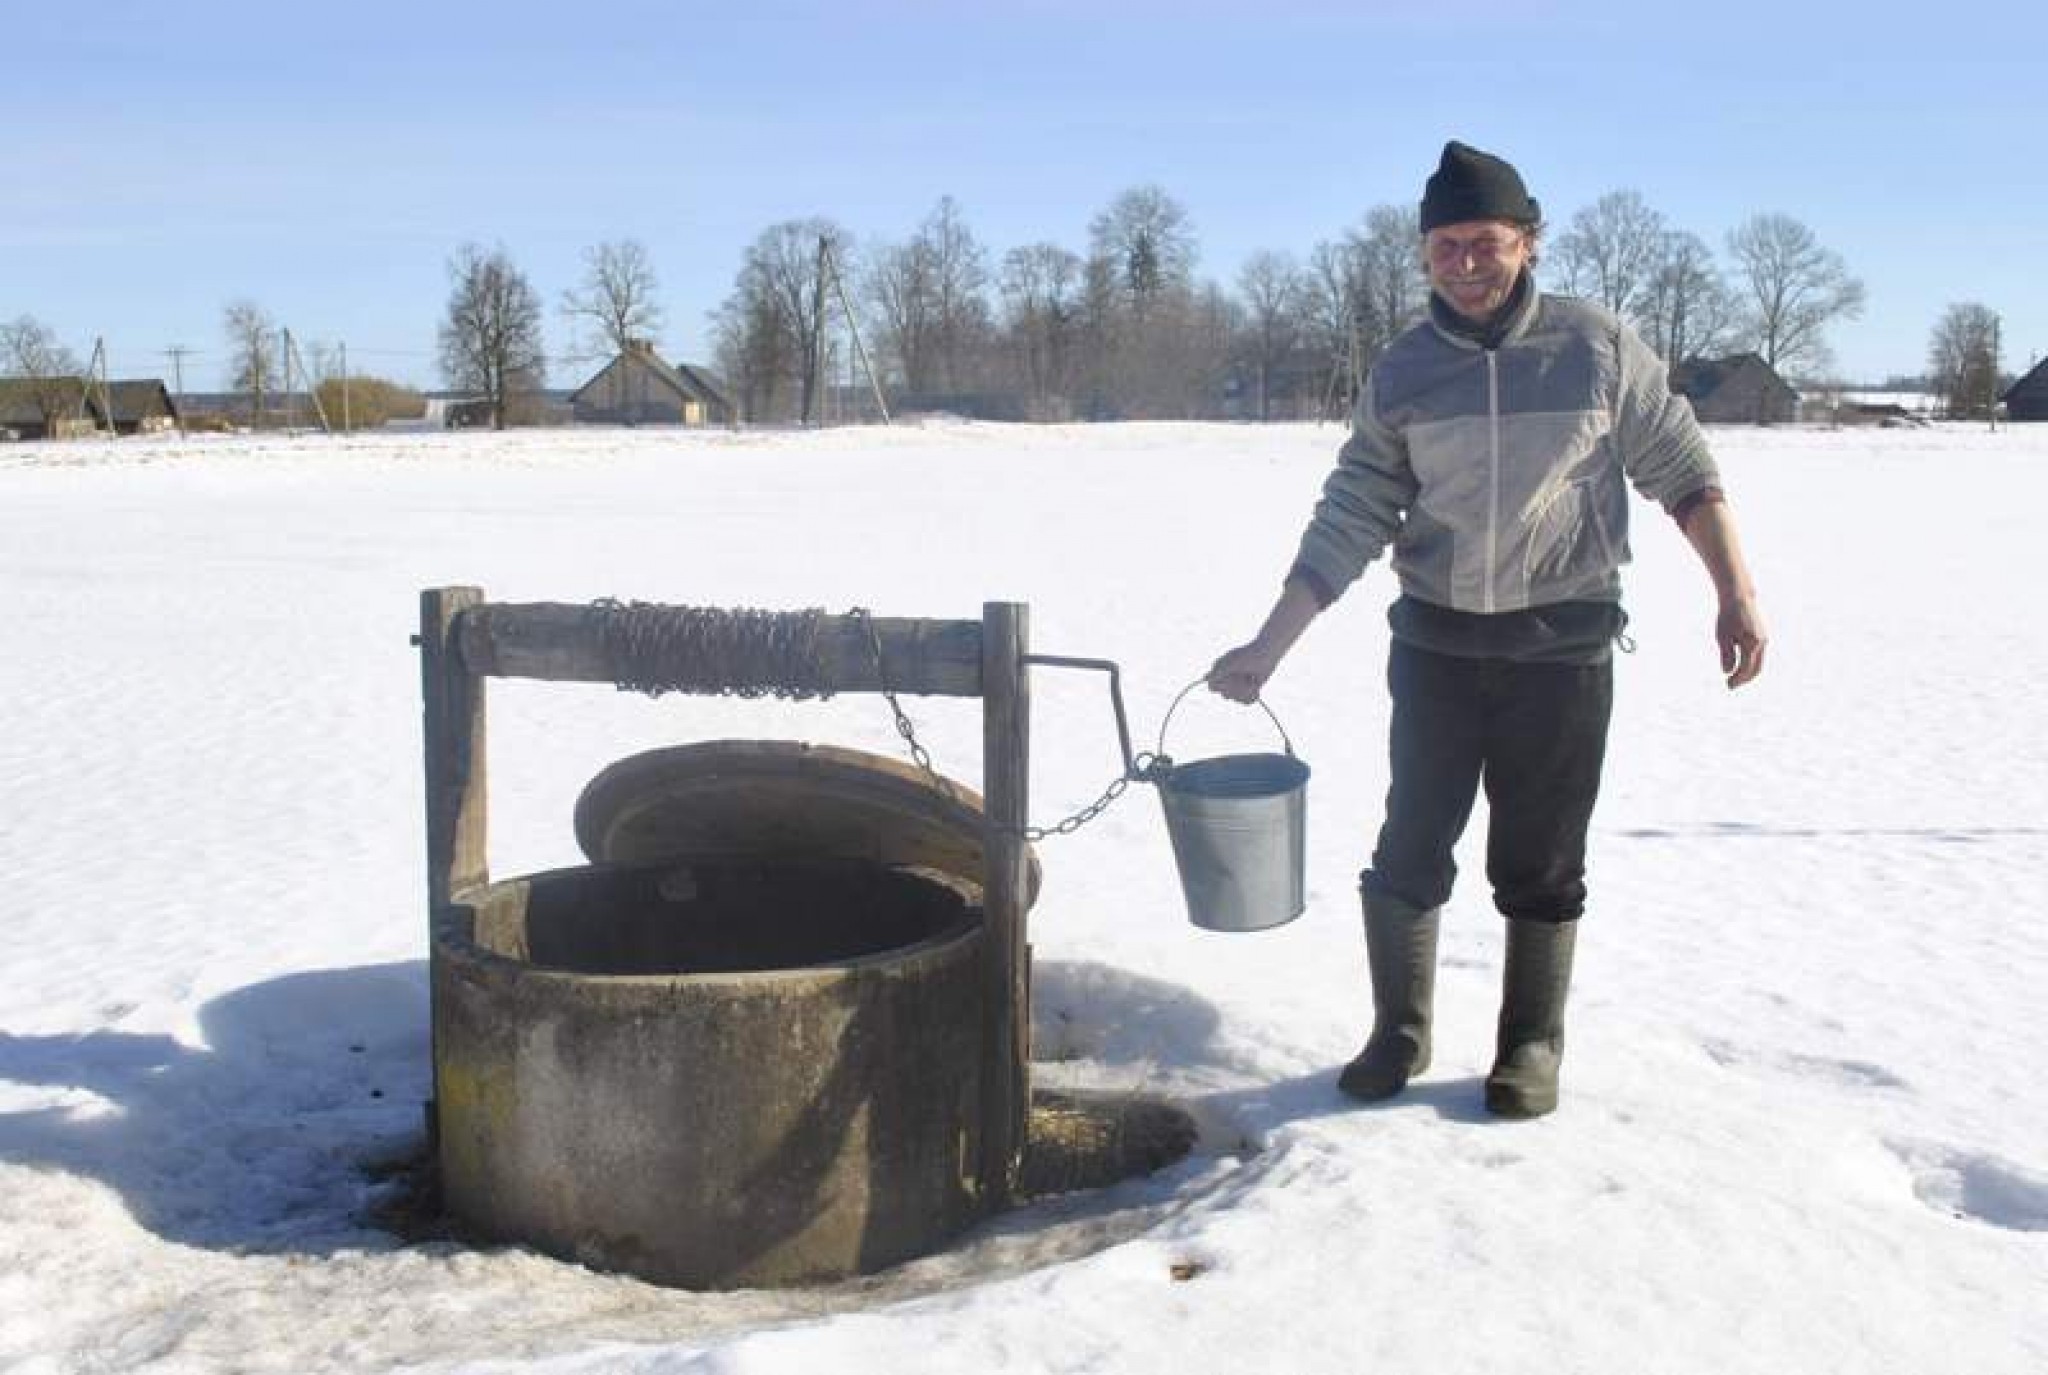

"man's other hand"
[1718,596,1768,688]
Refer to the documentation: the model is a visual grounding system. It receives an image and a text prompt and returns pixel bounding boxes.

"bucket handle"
[1156,676,1296,763]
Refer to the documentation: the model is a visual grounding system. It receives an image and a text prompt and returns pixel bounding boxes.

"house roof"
[571,345,732,412]
[105,379,179,423]
[0,376,106,426]
[1670,353,1795,401]
[2002,357,2048,403]
[671,362,733,412]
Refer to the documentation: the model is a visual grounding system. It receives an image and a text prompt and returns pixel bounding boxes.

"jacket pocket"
[1515,415,1623,602]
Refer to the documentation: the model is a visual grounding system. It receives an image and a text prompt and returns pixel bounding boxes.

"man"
[1209,141,1766,1118]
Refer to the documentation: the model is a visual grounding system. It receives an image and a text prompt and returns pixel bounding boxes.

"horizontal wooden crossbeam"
[453,602,986,697]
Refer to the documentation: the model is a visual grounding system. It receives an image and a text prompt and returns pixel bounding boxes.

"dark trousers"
[1362,641,1613,923]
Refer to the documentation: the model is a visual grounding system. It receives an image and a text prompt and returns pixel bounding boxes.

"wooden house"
[570,340,734,426]
[0,377,109,439]
[1669,353,1800,425]
[2002,358,2048,422]
[106,379,181,435]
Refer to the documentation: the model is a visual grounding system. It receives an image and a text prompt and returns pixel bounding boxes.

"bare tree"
[867,198,991,396]
[919,196,991,392]
[1296,207,1424,415]
[1299,237,1366,409]
[561,239,664,363]
[437,244,546,430]
[1082,185,1205,416]
[716,218,854,425]
[997,242,1083,413]
[1236,251,1307,421]
[0,315,85,431]
[710,273,791,424]
[1725,213,1866,377]
[1928,302,2002,419]
[304,341,334,384]
[1553,190,1668,317]
[1184,281,1242,418]
[1349,204,1427,362]
[1074,252,1123,418]
[1636,230,1738,364]
[222,300,278,422]
[868,235,938,392]
[1089,185,1196,312]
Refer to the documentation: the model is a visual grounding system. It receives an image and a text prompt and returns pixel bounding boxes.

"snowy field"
[2,420,2043,1374]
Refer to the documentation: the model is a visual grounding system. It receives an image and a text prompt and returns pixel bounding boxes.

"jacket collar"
[1427,269,1538,351]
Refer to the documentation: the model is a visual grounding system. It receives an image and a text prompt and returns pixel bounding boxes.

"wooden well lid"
[573,739,1040,903]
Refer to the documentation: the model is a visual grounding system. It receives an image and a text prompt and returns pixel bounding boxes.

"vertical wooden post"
[980,601,1030,1207]
[420,586,489,914]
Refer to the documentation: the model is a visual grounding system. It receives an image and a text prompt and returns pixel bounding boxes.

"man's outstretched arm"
[1208,575,1327,703]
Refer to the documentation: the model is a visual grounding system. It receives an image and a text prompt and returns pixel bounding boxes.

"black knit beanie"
[1420,141,1541,231]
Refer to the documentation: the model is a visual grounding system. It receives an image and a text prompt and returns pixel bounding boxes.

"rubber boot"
[1484,917,1578,1119]
[1337,896,1440,1102]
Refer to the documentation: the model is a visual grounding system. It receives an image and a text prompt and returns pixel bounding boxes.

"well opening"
[471,859,978,977]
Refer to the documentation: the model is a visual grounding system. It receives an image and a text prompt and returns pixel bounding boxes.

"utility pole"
[97,339,113,436]
[809,236,829,426]
[1990,318,2003,432]
[339,341,351,434]
[279,329,332,435]
[282,327,298,435]
[251,328,270,431]
[164,344,190,438]
[820,238,890,425]
[76,337,114,437]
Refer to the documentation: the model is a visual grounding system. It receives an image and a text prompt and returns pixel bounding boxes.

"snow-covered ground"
[2,421,2043,1374]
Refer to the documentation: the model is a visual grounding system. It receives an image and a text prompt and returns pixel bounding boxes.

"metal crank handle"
[1023,653,1151,781]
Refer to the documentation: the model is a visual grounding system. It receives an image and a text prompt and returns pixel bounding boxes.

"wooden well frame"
[417,587,1035,1209]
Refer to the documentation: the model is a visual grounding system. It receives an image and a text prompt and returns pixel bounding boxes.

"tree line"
[697,185,1998,424]
[700,186,1998,424]
[0,186,2017,435]
[220,186,1914,430]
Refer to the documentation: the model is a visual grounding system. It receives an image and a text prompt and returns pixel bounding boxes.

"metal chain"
[850,607,936,775]
[850,606,1159,842]
[1023,752,1164,842]
[592,599,834,700]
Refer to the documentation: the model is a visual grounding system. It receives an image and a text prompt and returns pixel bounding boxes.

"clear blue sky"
[6,0,2041,390]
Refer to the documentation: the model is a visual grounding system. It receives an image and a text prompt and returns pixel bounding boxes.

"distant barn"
[0,377,102,439]
[570,340,733,427]
[2003,358,2048,422]
[1669,353,1800,425]
[105,379,181,435]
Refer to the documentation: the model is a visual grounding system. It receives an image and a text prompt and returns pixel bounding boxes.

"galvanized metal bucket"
[1151,681,1309,933]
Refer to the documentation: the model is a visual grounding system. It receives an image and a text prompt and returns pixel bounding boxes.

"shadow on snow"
[0,955,1490,1280]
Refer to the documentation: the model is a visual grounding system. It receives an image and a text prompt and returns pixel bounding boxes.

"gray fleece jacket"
[1294,282,1719,617]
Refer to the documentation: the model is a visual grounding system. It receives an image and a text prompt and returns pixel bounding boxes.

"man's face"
[1423,220,1533,323]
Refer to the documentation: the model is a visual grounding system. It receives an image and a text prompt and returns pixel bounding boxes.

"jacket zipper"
[1485,350,1500,614]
